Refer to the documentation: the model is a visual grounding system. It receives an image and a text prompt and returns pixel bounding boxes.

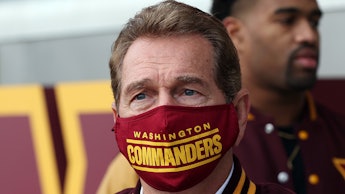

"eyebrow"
[123,75,208,95]
[274,7,323,17]
[123,78,151,96]
[176,75,206,86]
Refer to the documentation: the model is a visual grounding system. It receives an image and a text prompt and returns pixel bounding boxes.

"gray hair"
[109,0,241,108]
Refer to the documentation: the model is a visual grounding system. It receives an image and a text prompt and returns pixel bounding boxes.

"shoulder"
[315,101,345,127]
[255,183,295,194]
[116,188,136,194]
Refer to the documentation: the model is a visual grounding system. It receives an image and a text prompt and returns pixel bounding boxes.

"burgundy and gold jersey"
[234,93,345,194]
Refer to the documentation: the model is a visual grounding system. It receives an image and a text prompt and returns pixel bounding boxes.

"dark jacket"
[234,93,345,194]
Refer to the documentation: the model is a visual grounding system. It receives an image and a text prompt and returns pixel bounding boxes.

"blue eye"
[135,93,146,100]
[184,89,195,96]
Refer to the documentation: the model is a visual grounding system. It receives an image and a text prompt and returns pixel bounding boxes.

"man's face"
[239,0,321,92]
[117,35,226,117]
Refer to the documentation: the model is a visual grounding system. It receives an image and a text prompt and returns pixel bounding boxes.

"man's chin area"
[287,77,317,92]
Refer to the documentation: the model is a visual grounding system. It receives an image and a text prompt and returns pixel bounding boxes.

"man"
[211,0,345,194]
[106,1,294,193]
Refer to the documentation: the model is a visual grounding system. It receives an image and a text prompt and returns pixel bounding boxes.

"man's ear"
[222,16,245,52]
[111,102,118,122]
[232,89,250,146]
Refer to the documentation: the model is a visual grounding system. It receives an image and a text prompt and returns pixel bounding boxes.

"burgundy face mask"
[114,104,239,192]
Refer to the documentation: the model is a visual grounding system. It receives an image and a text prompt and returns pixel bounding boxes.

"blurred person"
[211,0,345,193]
[105,0,295,193]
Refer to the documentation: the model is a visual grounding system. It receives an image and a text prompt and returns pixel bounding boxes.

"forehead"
[254,0,320,13]
[121,34,215,84]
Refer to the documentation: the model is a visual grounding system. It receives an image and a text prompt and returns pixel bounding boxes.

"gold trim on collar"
[305,91,318,121]
[234,168,256,193]
[247,113,255,121]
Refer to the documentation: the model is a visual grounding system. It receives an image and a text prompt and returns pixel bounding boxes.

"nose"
[295,19,319,46]
[157,91,176,106]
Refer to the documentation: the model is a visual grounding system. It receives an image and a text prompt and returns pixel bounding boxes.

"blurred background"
[0,0,344,85]
[0,0,209,85]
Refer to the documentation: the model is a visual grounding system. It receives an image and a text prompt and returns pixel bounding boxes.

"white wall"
[319,8,345,78]
[0,0,343,85]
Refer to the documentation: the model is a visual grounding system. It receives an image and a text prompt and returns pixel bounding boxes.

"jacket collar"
[222,156,256,193]
[248,91,318,122]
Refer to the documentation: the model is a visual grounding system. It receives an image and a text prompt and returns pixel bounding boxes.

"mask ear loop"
[111,101,118,132]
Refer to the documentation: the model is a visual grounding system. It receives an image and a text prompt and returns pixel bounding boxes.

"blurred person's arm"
[97,154,138,194]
